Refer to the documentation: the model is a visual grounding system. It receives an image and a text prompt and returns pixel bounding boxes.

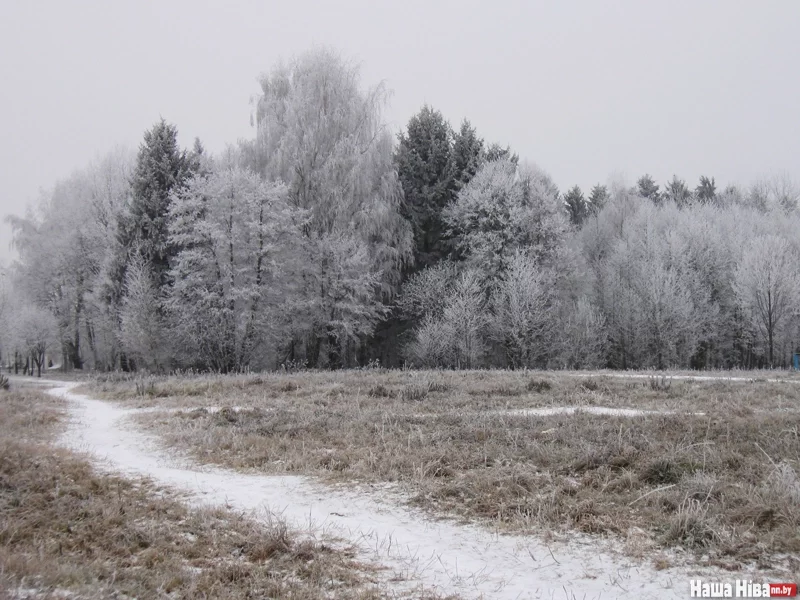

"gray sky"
[2,0,799,263]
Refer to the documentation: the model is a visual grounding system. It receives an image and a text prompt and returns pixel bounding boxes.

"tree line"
[2,47,799,374]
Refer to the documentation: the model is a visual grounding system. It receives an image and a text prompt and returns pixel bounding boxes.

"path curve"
[42,381,732,599]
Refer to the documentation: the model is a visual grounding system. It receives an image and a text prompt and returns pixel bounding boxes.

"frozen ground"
[29,379,779,599]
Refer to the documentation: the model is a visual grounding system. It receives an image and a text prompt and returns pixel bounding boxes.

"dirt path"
[41,381,740,599]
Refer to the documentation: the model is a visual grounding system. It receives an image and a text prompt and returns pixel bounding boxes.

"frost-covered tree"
[251,48,412,366]
[734,235,799,367]
[167,162,302,372]
[599,203,713,369]
[588,184,609,214]
[556,297,607,369]
[119,253,167,371]
[9,304,57,377]
[6,150,134,371]
[406,269,486,368]
[481,143,518,165]
[488,251,555,368]
[118,119,194,291]
[445,159,567,275]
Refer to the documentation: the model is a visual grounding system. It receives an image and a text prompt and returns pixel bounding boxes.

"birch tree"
[251,48,412,366]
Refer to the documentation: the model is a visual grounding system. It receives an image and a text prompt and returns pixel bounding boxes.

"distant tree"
[406,269,486,368]
[167,164,305,372]
[637,174,661,203]
[119,253,167,371]
[488,251,555,368]
[119,119,194,291]
[768,173,799,212]
[9,304,57,377]
[395,105,455,271]
[445,159,567,276]
[695,176,717,203]
[481,142,518,165]
[451,119,484,191]
[253,48,412,366]
[556,298,607,369]
[588,184,609,214]
[664,175,692,207]
[734,235,799,367]
[563,185,588,226]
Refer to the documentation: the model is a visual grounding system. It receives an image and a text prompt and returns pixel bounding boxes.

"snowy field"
[14,369,787,598]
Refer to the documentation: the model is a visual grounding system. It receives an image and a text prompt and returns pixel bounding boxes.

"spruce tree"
[588,184,609,214]
[564,185,588,226]
[121,119,192,290]
[451,119,483,191]
[395,105,455,271]
[664,175,692,207]
[637,174,661,203]
[696,176,717,203]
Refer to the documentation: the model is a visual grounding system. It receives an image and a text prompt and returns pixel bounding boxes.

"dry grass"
[0,387,452,599]
[84,370,800,570]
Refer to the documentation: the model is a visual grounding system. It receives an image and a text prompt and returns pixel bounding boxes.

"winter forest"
[3,47,800,375]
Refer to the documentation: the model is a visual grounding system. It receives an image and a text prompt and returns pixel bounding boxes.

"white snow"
[37,381,773,599]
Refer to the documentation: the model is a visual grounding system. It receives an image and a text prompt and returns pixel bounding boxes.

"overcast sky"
[1,0,799,263]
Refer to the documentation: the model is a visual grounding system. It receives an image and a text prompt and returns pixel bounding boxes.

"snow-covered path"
[45,382,712,599]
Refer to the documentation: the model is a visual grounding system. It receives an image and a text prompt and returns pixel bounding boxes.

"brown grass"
[83,370,800,571]
[0,387,452,599]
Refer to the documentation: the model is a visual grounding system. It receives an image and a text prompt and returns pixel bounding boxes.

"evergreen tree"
[118,119,193,291]
[395,105,456,271]
[451,119,483,191]
[563,185,588,226]
[588,184,609,214]
[637,174,661,203]
[481,142,519,165]
[696,176,717,203]
[664,175,691,207]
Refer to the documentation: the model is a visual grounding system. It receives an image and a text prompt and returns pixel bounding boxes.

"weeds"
[0,389,397,600]
[87,370,800,567]
[648,375,672,392]
[527,378,552,393]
